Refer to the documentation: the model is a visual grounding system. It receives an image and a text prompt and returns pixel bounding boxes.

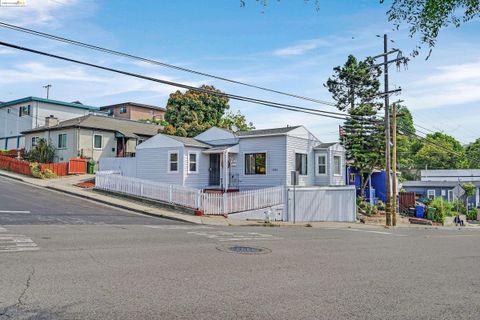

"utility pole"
[391,102,397,227]
[43,84,52,99]
[383,34,391,227]
[372,34,407,227]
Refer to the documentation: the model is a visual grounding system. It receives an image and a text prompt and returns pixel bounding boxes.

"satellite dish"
[231,125,239,133]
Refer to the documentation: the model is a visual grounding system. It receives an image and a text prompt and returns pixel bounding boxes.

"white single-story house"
[131,125,346,190]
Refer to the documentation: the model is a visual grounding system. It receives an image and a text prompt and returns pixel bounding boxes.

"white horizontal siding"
[238,135,287,188]
[136,147,184,185]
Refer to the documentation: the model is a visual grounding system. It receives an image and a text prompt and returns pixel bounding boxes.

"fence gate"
[287,186,356,222]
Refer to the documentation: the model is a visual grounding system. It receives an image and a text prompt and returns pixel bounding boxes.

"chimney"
[45,115,59,127]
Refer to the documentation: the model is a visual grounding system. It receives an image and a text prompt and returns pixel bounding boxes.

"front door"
[116,138,124,157]
[209,154,221,186]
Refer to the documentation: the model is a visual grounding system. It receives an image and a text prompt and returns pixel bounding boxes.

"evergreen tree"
[326,55,384,196]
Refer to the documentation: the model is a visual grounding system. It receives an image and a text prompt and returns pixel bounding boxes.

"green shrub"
[25,138,55,163]
[451,199,467,214]
[467,208,477,221]
[376,200,385,211]
[43,169,57,179]
[430,197,454,217]
[29,162,43,179]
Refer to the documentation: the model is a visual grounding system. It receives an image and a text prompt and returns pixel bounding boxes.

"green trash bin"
[427,207,436,220]
[87,160,95,174]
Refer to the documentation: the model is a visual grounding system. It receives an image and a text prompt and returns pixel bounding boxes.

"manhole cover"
[217,245,271,255]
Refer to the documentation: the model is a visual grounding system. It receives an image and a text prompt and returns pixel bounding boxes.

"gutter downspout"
[224,150,229,192]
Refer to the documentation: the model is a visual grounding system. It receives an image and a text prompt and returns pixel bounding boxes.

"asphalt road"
[1,177,480,319]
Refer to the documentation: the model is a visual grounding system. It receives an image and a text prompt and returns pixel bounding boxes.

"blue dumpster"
[415,205,425,218]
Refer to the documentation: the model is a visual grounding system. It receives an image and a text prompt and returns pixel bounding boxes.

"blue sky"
[0,0,479,143]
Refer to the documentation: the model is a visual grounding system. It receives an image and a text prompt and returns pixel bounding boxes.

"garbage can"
[427,207,436,220]
[87,160,95,174]
[415,205,425,218]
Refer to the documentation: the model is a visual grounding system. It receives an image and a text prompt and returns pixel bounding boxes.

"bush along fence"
[95,171,284,215]
[0,155,87,178]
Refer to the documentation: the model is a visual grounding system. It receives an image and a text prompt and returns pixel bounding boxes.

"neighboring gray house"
[22,115,161,163]
[402,169,480,208]
[133,126,346,190]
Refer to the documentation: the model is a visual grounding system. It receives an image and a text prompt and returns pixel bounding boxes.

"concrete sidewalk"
[1,169,441,230]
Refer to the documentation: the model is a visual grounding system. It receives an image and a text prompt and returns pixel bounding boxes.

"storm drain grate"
[217,245,271,255]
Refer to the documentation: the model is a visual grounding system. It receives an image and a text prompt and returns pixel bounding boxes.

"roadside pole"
[372,34,407,227]
[392,102,397,226]
[383,34,392,227]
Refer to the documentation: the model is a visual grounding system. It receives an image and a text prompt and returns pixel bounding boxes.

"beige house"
[22,115,161,163]
[99,102,166,121]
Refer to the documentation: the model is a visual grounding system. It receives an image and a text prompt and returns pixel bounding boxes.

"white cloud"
[0,61,206,104]
[0,0,86,26]
[273,38,331,56]
[405,60,480,109]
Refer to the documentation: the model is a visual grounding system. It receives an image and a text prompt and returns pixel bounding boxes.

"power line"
[0,21,340,108]
[0,40,357,122]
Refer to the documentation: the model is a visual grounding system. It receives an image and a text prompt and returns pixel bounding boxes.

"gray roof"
[314,142,338,149]
[402,181,480,188]
[22,115,161,138]
[168,135,211,148]
[235,126,301,137]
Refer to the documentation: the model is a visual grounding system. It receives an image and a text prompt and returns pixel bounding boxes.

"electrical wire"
[0,21,340,108]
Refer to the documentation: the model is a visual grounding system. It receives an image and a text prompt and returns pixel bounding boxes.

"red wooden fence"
[0,155,32,176]
[399,192,416,213]
[39,162,69,176]
[68,158,87,174]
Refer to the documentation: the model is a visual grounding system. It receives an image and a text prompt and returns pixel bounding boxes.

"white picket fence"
[95,171,284,215]
[202,186,285,215]
[95,171,202,209]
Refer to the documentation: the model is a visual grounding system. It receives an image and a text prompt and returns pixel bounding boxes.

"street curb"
[0,171,25,182]
[42,186,198,224]
[0,171,198,224]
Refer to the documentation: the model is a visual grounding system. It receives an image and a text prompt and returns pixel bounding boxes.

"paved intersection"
[1,177,480,319]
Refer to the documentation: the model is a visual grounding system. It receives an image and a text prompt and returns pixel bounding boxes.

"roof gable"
[0,97,98,110]
[22,115,161,138]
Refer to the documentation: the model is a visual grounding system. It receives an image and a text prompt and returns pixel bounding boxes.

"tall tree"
[218,111,255,131]
[414,132,468,169]
[164,85,253,137]
[395,104,420,180]
[240,1,479,57]
[326,55,384,196]
[466,138,480,169]
[382,0,480,57]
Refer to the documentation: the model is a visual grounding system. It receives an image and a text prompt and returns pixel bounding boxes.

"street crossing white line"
[344,228,406,237]
[0,210,31,213]
[0,227,39,253]
[187,231,281,242]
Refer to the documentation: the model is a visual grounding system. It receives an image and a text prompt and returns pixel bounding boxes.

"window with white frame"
[447,190,454,202]
[333,155,342,175]
[295,153,307,175]
[168,151,179,172]
[93,134,103,149]
[57,134,67,149]
[31,136,40,147]
[427,189,436,199]
[316,154,327,175]
[188,152,198,173]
